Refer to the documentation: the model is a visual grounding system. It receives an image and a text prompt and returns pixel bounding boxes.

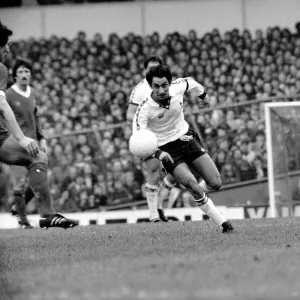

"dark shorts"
[159,128,206,174]
[0,128,10,149]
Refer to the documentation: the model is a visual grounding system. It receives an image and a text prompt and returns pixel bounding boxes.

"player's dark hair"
[146,65,172,86]
[0,22,13,47]
[12,58,32,80]
[143,56,163,70]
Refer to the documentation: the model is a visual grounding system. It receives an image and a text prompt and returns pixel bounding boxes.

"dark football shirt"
[0,63,10,140]
[6,85,44,141]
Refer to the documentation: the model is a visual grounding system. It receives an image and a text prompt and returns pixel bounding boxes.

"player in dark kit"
[0,22,78,229]
[7,58,48,228]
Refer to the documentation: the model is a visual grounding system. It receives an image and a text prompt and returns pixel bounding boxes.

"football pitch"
[1,218,300,300]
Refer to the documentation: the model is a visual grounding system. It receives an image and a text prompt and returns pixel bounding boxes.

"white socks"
[145,183,159,220]
[194,193,226,226]
[157,177,174,209]
[146,178,225,224]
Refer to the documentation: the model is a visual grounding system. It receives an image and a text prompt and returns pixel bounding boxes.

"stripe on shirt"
[129,102,139,106]
[135,97,149,130]
[184,79,189,93]
[129,80,144,104]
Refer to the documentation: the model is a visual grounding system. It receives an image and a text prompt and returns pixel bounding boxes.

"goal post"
[264,102,300,218]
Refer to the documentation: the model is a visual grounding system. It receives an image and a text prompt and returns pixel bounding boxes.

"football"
[129,129,158,159]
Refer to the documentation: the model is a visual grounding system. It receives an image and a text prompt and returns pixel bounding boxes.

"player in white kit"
[127,56,176,222]
[133,65,234,233]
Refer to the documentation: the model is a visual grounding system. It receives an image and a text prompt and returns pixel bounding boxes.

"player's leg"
[10,165,32,229]
[157,165,204,219]
[144,157,162,222]
[190,153,233,232]
[172,161,232,232]
[191,153,222,191]
[158,173,176,208]
[0,135,78,229]
[156,134,205,219]
[24,185,34,205]
[157,173,177,221]
[157,139,187,221]
[157,158,203,220]
[159,165,203,206]
[184,131,233,232]
[167,185,181,208]
[172,162,205,200]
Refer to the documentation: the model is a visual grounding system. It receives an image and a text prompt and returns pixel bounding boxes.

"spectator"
[239,140,256,165]
[220,161,241,184]
[253,156,266,180]
[110,180,132,205]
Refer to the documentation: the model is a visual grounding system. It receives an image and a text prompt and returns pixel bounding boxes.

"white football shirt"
[133,77,205,147]
[129,79,151,106]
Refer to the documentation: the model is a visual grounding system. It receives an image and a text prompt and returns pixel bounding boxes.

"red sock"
[13,190,27,222]
[24,185,34,205]
[28,162,54,218]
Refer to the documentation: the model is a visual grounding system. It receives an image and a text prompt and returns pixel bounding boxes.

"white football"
[129,130,158,159]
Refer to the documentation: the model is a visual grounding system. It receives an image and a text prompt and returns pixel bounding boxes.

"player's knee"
[209,177,222,191]
[147,170,161,185]
[33,151,48,165]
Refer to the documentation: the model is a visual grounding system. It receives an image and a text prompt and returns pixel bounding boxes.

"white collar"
[11,84,31,98]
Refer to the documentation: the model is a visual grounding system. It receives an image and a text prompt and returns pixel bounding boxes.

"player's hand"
[19,136,39,158]
[198,98,209,107]
[39,139,48,153]
[158,151,174,165]
[198,94,210,107]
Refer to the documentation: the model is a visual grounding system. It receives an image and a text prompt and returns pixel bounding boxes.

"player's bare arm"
[127,80,150,122]
[39,139,47,153]
[198,92,210,106]
[126,103,138,122]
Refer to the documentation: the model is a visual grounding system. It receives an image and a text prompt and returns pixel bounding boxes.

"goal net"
[265,102,300,217]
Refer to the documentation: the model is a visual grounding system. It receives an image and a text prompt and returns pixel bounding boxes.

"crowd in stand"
[0,0,132,8]
[1,24,300,212]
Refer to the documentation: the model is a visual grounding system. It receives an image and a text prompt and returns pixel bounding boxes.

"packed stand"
[1,24,300,212]
[0,0,133,8]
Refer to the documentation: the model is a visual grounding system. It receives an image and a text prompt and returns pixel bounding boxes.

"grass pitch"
[1,218,300,300]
